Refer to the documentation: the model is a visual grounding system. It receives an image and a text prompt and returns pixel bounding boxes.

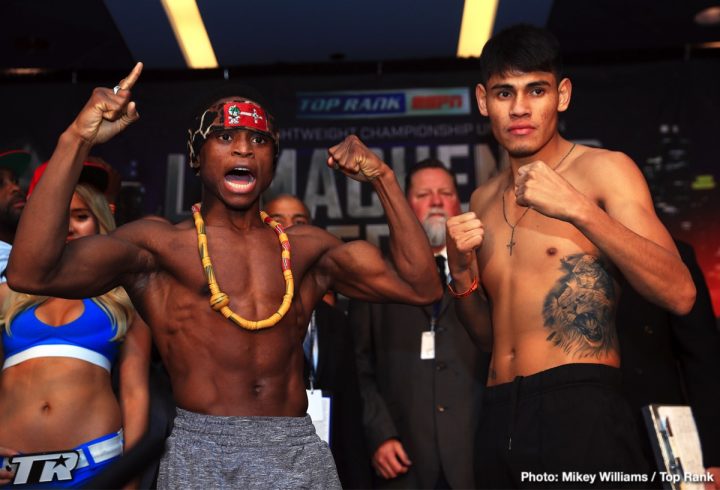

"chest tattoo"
[542,254,617,358]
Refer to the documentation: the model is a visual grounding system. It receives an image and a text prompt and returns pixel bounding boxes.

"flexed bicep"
[7,224,155,299]
[320,240,439,305]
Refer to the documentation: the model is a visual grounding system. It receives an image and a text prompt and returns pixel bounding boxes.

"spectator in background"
[265,194,311,228]
[0,150,29,307]
[349,159,488,489]
[264,193,372,489]
[0,166,150,487]
[617,239,720,488]
[28,156,122,213]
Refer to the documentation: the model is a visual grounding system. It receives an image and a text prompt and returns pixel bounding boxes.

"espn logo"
[410,95,465,110]
[9,451,79,485]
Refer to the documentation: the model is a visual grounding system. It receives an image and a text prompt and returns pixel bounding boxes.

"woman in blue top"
[0,180,150,488]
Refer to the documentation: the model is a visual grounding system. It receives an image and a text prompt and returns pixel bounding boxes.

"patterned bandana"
[187,99,279,169]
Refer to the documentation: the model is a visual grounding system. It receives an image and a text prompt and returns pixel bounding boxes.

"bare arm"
[515,149,695,315]
[118,314,151,452]
[118,313,151,490]
[323,135,442,305]
[7,63,148,297]
[0,326,19,484]
[0,343,19,485]
[446,205,493,351]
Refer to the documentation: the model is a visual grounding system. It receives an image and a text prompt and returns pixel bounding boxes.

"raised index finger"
[117,62,144,91]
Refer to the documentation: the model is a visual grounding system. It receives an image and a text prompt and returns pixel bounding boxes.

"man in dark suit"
[0,150,29,306]
[349,159,489,489]
[617,239,720,487]
[265,194,372,489]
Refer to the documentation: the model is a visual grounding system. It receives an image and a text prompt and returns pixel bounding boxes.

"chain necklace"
[501,143,576,256]
[191,203,294,330]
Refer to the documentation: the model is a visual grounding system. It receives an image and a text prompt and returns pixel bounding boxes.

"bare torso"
[474,148,620,385]
[119,217,330,417]
[0,300,120,453]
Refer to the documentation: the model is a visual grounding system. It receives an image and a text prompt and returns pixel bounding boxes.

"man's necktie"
[435,254,448,286]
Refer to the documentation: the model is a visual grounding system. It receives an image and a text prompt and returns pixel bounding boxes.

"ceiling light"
[3,68,48,76]
[160,0,218,69]
[695,6,720,25]
[457,0,499,58]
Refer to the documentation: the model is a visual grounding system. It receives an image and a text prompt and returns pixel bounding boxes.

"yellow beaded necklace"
[191,203,294,331]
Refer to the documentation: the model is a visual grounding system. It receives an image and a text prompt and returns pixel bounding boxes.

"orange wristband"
[447,275,479,298]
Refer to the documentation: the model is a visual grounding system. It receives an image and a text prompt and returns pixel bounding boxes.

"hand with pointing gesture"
[69,62,143,146]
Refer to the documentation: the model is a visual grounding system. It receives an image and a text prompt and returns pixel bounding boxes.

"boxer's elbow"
[671,281,696,316]
[6,271,37,294]
[413,278,444,305]
[6,263,50,295]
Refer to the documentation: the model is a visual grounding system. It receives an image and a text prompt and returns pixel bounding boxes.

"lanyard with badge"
[421,299,441,360]
[304,310,331,444]
[422,255,446,360]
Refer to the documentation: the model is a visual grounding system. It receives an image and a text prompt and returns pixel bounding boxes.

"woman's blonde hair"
[3,183,133,340]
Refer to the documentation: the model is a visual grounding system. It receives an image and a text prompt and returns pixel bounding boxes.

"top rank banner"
[296,88,471,119]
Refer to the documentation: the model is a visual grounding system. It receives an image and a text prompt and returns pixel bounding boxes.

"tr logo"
[9,451,79,485]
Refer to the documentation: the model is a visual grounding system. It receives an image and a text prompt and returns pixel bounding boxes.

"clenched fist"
[327,135,387,182]
[515,158,587,223]
[446,212,483,281]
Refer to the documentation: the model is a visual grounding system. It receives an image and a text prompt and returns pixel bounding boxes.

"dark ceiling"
[2,0,720,80]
